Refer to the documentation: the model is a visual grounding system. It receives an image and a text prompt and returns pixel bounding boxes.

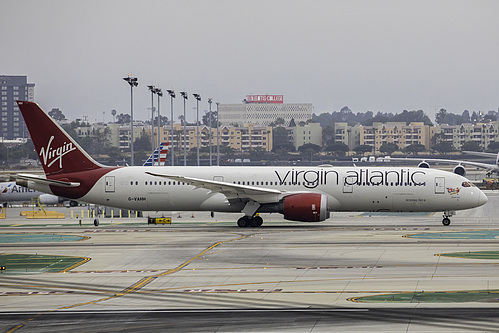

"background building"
[288,123,322,150]
[0,75,35,140]
[359,122,435,151]
[162,124,274,152]
[436,122,499,150]
[219,95,312,127]
[334,122,361,150]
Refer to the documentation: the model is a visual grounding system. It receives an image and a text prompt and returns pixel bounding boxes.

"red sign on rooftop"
[246,95,283,104]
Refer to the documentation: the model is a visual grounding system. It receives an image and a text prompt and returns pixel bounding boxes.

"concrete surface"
[1,192,499,332]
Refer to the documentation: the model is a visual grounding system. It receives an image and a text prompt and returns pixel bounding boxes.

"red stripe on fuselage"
[48,167,119,199]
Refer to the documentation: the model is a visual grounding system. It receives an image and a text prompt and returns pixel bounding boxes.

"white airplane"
[14,101,488,227]
[387,151,499,177]
[0,182,52,205]
[0,181,80,207]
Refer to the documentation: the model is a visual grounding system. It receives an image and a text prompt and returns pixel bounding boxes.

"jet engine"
[280,193,329,222]
[453,165,466,176]
[39,194,61,205]
[418,161,430,168]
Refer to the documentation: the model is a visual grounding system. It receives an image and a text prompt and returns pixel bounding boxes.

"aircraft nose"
[478,190,488,207]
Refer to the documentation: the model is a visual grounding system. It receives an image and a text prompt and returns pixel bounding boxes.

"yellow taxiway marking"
[58,257,91,273]
[6,233,251,333]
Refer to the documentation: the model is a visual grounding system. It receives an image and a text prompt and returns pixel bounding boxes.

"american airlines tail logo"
[39,136,77,168]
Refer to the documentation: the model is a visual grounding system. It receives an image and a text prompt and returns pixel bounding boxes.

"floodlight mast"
[193,93,201,166]
[155,88,163,154]
[147,85,156,154]
[208,98,213,166]
[180,91,188,166]
[216,102,220,166]
[123,75,138,166]
[167,89,175,166]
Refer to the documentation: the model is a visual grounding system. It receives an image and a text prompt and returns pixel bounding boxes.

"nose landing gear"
[442,211,455,226]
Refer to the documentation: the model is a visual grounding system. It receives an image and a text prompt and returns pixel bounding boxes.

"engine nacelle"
[39,194,61,205]
[281,193,329,222]
[418,161,430,168]
[453,165,466,176]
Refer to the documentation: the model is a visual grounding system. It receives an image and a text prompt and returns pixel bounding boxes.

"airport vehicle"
[15,101,488,227]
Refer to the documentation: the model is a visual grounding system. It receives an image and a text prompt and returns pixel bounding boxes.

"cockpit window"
[462,181,475,187]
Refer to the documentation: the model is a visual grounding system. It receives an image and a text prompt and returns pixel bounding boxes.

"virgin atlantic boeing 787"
[15,101,487,227]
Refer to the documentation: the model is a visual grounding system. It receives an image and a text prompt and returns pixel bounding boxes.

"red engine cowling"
[281,193,329,222]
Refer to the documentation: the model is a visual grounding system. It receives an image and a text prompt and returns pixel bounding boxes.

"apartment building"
[288,123,322,150]
[334,122,360,150]
[159,123,274,152]
[360,122,435,151]
[437,122,499,150]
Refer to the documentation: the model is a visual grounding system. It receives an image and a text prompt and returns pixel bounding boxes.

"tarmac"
[1,192,499,332]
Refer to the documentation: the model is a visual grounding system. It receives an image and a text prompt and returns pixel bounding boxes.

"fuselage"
[27,165,487,215]
[0,182,42,202]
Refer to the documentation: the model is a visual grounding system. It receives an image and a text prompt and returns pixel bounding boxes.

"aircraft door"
[342,176,353,193]
[434,177,445,194]
[213,176,224,182]
[105,176,115,193]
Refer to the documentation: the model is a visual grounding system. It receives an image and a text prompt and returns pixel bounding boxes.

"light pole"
[208,98,213,166]
[216,102,220,166]
[155,88,163,152]
[180,91,188,166]
[147,85,156,153]
[193,93,201,166]
[123,75,138,166]
[167,89,175,166]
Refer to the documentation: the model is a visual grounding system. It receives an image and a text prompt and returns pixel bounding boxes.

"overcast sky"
[2,0,498,122]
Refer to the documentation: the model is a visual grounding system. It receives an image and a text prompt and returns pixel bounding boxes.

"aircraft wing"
[15,174,80,188]
[388,157,496,170]
[462,151,497,158]
[145,172,282,200]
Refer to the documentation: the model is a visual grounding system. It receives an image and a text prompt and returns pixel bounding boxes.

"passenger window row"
[353,182,426,186]
[130,181,186,186]
[129,180,427,187]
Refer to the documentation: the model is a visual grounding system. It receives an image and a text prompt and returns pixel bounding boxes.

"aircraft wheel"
[250,216,263,227]
[442,217,451,226]
[94,219,99,226]
[237,217,249,228]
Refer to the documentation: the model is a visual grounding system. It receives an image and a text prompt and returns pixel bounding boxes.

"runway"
[1,193,499,332]
[2,308,499,332]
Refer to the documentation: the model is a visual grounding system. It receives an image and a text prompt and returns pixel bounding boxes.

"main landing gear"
[442,211,455,226]
[237,215,263,228]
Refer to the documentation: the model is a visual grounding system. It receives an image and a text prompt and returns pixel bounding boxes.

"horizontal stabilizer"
[16,174,80,188]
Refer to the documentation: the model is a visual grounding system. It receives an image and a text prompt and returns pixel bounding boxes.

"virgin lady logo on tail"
[39,135,77,168]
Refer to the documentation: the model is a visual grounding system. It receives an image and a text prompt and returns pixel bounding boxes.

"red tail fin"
[17,101,103,176]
